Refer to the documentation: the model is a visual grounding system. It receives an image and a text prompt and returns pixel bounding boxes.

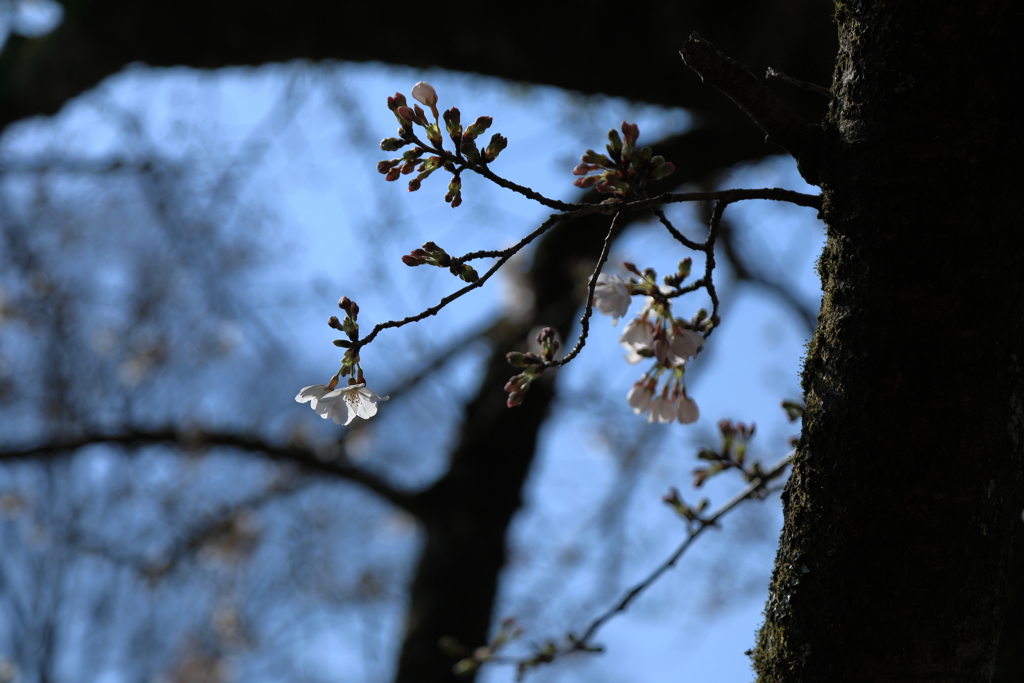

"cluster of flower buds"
[692,420,760,487]
[330,296,365,378]
[376,82,507,207]
[661,486,709,526]
[571,121,676,199]
[504,327,560,408]
[400,241,479,283]
[627,373,700,425]
[590,261,711,425]
[294,296,390,425]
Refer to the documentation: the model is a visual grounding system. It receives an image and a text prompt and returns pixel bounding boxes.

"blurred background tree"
[0,2,1019,682]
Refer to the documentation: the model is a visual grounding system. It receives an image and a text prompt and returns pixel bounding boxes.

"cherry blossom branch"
[0,429,421,515]
[354,211,567,349]
[574,451,791,642]
[632,187,821,212]
[703,200,727,335]
[463,160,580,212]
[488,451,793,676]
[544,211,625,369]
[360,189,819,356]
[400,127,581,212]
[653,206,703,250]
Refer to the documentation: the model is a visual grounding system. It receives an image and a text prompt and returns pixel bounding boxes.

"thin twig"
[546,212,624,368]
[354,189,821,357]
[354,212,566,349]
[702,200,727,336]
[463,162,580,212]
[571,451,793,650]
[652,206,703,250]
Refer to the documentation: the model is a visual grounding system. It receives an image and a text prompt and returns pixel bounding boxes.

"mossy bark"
[753,2,1023,681]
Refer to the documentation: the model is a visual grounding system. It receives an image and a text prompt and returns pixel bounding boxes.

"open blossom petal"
[593,273,631,324]
[295,384,333,409]
[670,329,704,363]
[677,394,700,424]
[343,385,389,424]
[620,318,655,363]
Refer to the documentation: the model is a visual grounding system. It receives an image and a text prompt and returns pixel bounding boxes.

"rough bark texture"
[753,2,1024,681]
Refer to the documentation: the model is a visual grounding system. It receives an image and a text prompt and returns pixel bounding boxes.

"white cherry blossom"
[665,328,705,366]
[620,318,655,364]
[296,383,389,425]
[295,384,337,418]
[592,273,631,324]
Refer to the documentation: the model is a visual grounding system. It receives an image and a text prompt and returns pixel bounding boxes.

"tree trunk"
[753,3,1023,682]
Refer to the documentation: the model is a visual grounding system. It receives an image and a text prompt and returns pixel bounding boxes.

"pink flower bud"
[397,106,417,123]
[411,82,438,108]
[572,175,602,189]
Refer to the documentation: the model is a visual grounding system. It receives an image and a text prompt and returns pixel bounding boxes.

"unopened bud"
[651,161,676,180]
[443,107,462,134]
[484,133,507,162]
[380,137,406,152]
[536,327,556,344]
[581,149,610,166]
[464,116,492,139]
[411,81,438,108]
[621,121,640,146]
[328,315,344,331]
[337,297,359,318]
[572,175,602,189]
[387,93,407,112]
[460,137,480,162]
[397,106,417,123]
[661,487,682,506]
[453,263,477,282]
